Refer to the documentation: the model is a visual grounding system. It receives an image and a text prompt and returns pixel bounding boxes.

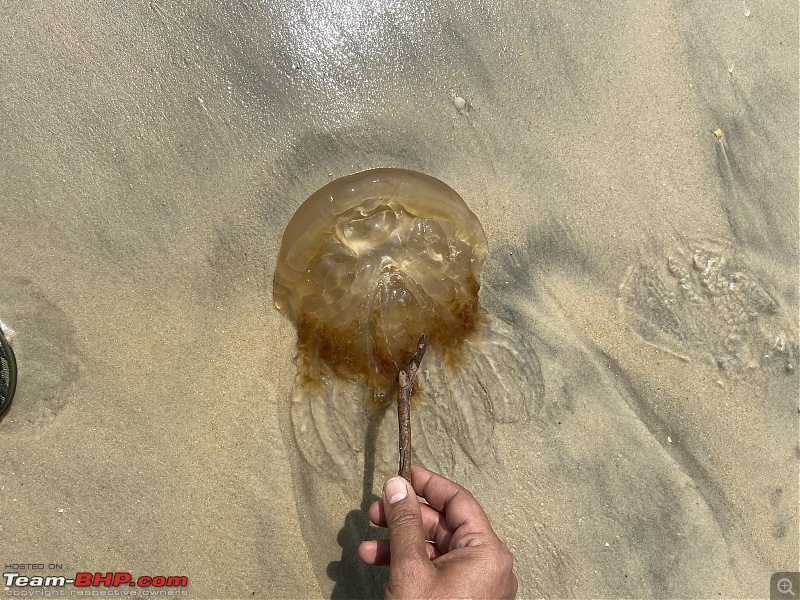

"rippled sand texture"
[1,1,797,598]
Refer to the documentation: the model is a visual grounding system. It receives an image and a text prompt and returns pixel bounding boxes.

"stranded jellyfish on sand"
[274,168,542,481]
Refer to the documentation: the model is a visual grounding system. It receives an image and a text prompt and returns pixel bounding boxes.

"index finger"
[410,465,495,537]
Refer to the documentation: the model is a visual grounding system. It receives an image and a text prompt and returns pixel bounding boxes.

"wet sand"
[1,0,797,598]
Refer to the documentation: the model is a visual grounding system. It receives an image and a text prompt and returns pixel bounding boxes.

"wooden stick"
[397,333,428,482]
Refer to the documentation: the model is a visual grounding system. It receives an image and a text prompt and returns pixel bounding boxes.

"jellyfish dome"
[274,168,488,395]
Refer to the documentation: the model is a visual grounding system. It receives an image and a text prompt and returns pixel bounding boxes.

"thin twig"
[397,333,428,482]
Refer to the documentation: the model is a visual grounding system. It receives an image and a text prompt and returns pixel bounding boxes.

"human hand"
[359,465,518,599]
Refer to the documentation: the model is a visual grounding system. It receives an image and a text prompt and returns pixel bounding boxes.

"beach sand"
[1,0,797,598]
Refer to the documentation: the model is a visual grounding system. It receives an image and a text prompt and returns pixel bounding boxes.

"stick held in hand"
[397,333,428,482]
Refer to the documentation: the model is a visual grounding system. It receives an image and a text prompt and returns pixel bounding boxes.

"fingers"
[368,496,445,539]
[358,538,442,566]
[410,465,498,549]
[381,477,436,577]
[360,469,518,600]
[409,466,484,516]
[367,468,498,554]
[358,539,389,565]
[362,469,502,565]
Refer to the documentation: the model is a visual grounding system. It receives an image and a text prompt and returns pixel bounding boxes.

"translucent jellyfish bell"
[274,169,543,480]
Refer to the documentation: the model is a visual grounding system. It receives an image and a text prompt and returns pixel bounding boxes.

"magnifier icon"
[778,578,796,596]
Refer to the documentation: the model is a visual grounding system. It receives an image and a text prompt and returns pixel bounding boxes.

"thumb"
[383,477,430,568]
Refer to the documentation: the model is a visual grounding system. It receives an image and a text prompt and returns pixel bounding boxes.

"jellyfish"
[274,168,543,481]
